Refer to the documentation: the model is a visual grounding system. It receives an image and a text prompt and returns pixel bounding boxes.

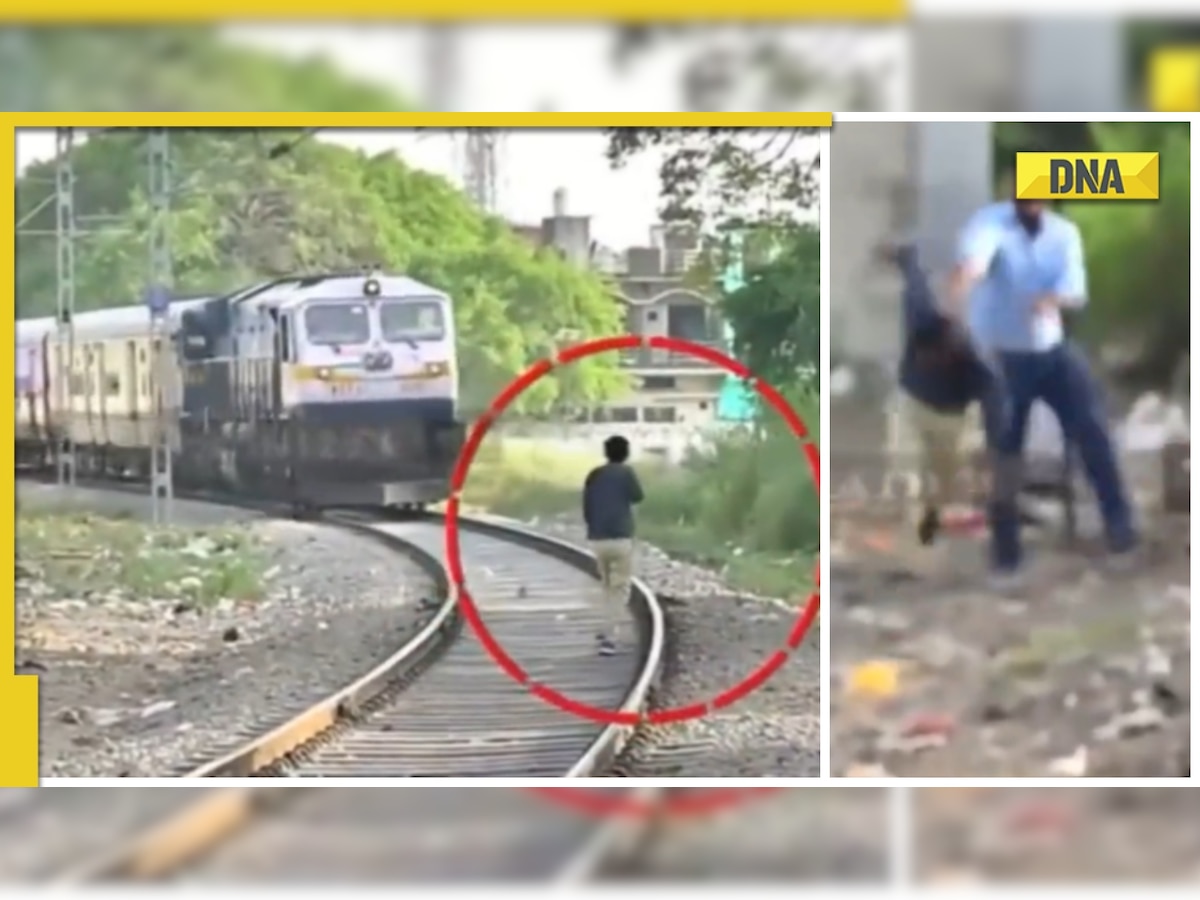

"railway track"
[179,509,664,778]
[16,477,668,882]
[20,786,659,883]
[4,787,895,885]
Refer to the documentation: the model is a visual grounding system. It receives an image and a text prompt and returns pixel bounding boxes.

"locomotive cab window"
[304,302,370,346]
[380,300,445,342]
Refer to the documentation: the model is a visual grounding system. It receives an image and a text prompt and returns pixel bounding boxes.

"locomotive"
[15,271,466,513]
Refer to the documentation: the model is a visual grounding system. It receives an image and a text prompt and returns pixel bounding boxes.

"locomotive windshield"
[304,302,371,345]
[380,300,445,342]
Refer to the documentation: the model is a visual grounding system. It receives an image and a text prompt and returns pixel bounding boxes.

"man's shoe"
[917,506,941,546]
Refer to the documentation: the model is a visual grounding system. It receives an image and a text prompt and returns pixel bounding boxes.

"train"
[15,270,467,514]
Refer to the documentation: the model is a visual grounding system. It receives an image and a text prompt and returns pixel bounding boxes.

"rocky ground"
[829,393,1190,778]
[606,788,889,881]
[829,501,1190,778]
[16,483,436,777]
[914,787,1200,883]
[514,512,821,777]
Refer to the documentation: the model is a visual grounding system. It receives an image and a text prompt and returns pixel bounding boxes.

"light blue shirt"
[956,202,1088,353]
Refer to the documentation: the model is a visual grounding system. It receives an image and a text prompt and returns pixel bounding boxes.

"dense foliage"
[606,127,821,389]
[608,27,891,111]
[16,131,630,415]
[0,27,403,112]
[721,225,820,392]
[606,128,821,559]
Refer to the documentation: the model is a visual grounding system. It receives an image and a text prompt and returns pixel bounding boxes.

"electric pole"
[424,25,459,112]
[422,26,503,214]
[464,129,500,213]
[146,128,174,524]
[54,127,76,490]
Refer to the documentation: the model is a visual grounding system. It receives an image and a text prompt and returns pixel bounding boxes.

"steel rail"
[17,477,666,883]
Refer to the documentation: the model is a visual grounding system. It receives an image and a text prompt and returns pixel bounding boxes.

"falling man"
[885,242,1008,547]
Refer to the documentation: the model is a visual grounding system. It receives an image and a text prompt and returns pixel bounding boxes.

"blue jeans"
[990,343,1137,571]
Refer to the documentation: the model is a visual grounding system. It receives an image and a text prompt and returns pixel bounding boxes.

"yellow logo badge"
[1015,153,1160,201]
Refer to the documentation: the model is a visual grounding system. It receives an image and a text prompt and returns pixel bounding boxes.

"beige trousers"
[590,538,634,636]
[905,396,973,509]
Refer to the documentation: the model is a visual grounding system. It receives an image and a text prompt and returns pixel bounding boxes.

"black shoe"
[597,638,617,657]
[917,507,941,546]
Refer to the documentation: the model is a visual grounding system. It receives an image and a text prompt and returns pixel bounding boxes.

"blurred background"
[4,785,1199,884]
[915,787,1200,883]
[3,12,1196,891]
[0,786,893,884]
[0,18,1198,118]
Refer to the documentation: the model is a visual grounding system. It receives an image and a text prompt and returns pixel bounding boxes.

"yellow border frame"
[1,1,906,22]
[2,111,831,785]
[4,112,831,128]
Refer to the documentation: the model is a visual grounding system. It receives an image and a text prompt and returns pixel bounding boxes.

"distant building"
[509,190,729,429]
[507,187,594,268]
[606,224,726,427]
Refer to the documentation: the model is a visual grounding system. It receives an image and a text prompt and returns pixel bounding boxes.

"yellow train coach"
[16,303,192,476]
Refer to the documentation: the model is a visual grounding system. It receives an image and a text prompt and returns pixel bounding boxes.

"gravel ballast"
[17,483,437,778]
[515,513,820,777]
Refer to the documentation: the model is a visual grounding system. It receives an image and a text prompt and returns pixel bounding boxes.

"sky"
[15,24,881,247]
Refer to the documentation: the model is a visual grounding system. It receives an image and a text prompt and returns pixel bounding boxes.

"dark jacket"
[895,246,1007,446]
[582,462,644,540]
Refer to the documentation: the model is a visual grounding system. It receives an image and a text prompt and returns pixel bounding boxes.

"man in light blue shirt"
[949,197,1137,585]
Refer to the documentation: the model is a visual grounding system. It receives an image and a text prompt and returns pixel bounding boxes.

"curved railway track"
[16,476,668,882]
[5,787,897,885]
[37,786,661,884]
[180,509,664,779]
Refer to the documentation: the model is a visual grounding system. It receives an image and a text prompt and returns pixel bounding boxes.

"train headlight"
[424,361,448,377]
[316,367,332,380]
[363,278,381,297]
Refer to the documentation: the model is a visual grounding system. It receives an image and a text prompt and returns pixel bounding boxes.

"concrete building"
[604,223,727,428]
[510,190,728,430]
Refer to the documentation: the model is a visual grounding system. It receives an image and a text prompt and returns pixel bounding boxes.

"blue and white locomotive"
[16,270,466,512]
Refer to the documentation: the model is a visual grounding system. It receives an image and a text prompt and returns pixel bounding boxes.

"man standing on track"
[582,435,644,657]
[948,193,1138,589]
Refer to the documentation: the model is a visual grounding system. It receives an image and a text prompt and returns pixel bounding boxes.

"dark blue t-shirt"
[895,246,1007,446]
[582,462,644,540]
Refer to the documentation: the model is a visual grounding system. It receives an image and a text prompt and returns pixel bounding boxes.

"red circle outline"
[444,335,821,727]
[527,786,785,819]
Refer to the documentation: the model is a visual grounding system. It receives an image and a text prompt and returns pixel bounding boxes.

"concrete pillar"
[910,17,1126,112]
[1019,19,1126,111]
[911,122,994,276]
[829,121,911,365]
[910,19,1022,111]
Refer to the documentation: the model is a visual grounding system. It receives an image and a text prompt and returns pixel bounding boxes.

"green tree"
[992,121,1094,184]
[1,27,405,112]
[1064,121,1190,388]
[722,225,820,390]
[606,127,820,234]
[606,127,821,387]
[605,128,820,561]
[608,27,892,111]
[16,131,629,415]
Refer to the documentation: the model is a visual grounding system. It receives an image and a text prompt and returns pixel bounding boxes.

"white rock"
[140,699,177,719]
